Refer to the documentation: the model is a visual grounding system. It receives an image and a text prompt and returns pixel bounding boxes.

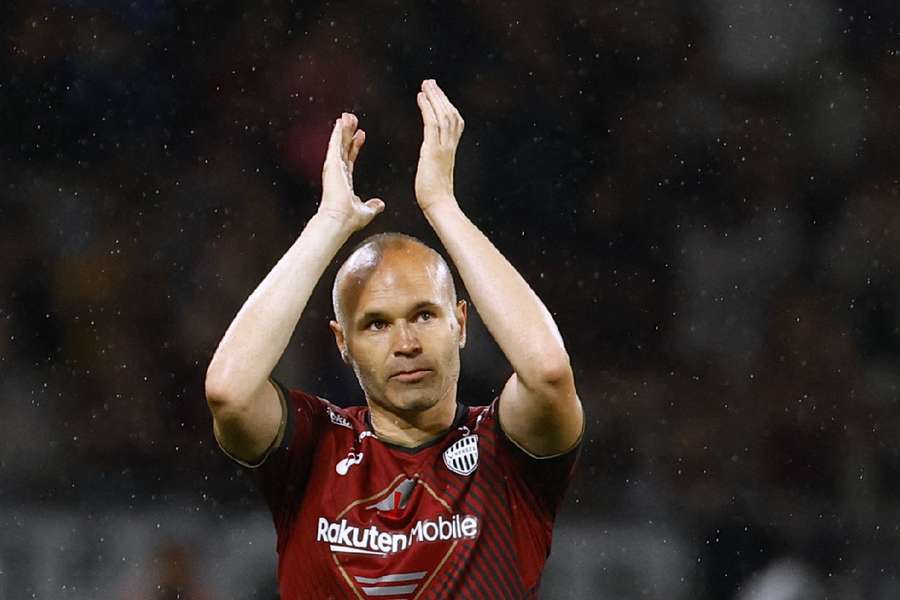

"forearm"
[205,213,353,404]
[423,199,571,388]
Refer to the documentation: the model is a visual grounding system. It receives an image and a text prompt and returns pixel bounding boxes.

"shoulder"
[469,397,583,515]
[320,398,359,429]
[466,401,497,434]
[269,379,366,445]
[466,396,584,468]
[274,380,355,423]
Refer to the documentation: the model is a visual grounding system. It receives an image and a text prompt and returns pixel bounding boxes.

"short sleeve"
[246,377,328,531]
[491,397,584,518]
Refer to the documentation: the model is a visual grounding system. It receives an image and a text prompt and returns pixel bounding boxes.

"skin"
[207,78,582,464]
[329,241,468,445]
[413,80,583,457]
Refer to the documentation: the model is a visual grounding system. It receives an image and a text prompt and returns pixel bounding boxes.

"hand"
[415,79,464,212]
[318,113,384,231]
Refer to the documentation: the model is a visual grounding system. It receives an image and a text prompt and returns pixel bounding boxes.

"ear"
[455,300,468,348]
[329,320,350,363]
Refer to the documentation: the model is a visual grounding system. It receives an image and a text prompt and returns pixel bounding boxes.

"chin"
[386,389,442,413]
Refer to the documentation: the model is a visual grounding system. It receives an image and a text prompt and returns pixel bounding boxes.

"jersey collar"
[364,401,468,454]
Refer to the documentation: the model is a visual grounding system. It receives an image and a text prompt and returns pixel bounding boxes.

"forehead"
[337,245,452,319]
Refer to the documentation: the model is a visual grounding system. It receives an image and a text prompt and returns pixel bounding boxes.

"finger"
[429,80,464,139]
[340,113,357,160]
[427,79,455,114]
[348,129,365,169]
[441,91,464,136]
[416,92,439,146]
[420,82,446,145]
[425,86,452,144]
[423,80,454,144]
[358,197,385,226]
[325,117,343,166]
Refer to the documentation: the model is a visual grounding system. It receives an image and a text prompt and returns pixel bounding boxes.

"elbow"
[540,362,574,388]
[205,381,251,428]
[527,350,574,390]
[204,375,232,415]
[204,365,246,414]
[205,361,270,422]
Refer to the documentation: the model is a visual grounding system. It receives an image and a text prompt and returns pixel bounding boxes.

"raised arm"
[204,113,384,463]
[413,80,583,457]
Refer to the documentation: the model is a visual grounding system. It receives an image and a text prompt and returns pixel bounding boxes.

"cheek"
[431,329,460,366]
[350,340,385,374]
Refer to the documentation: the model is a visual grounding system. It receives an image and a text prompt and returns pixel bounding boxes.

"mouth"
[390,369,433,383]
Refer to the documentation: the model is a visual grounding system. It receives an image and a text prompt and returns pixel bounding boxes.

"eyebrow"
[357,301,442,326]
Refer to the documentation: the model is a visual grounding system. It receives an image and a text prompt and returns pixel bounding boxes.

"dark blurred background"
[2,0,899,598]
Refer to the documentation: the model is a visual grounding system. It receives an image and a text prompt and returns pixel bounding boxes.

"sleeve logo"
[326,407,353,429]
[327,408,352,429]
[442,434,479,476]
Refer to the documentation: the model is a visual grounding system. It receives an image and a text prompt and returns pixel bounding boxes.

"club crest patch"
[443,434,479,476]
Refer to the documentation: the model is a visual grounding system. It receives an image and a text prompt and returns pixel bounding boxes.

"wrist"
[419,194,459,215]
[310,209,358,239]
[421,197,465,229]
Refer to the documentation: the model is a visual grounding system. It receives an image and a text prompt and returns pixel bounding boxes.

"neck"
[367,387,458,448]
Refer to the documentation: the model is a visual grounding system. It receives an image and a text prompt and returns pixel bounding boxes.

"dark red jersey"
[220,377,581,599]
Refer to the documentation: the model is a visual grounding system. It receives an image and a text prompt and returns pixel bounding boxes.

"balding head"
[328,232,467,418]
[332,233,457,329]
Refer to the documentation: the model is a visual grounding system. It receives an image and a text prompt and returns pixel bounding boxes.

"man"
[205,79,584,599]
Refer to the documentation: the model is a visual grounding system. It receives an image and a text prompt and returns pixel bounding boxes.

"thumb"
[363,198,385,216]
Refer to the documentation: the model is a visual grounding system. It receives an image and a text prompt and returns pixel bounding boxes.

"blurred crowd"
[2,0,899,597]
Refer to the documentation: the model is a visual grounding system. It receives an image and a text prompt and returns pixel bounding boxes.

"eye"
[417,311,434,322]
[367,319,388,331]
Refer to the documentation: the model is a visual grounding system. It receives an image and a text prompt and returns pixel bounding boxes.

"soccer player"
[205,79,584,599]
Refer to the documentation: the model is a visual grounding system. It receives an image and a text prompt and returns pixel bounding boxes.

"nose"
[392,320,422,357]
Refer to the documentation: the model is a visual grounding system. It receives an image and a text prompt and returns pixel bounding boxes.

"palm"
[414,79,463,210]
[324,150,354,201]
[319,113,384,229]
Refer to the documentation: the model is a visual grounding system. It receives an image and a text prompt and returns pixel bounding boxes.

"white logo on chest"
[443,434,479,476]
[336,450,364,475]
